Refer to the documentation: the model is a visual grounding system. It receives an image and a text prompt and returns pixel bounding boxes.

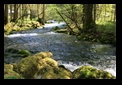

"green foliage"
[5,76,18,79]
[96,21,116,33]
[99,32,116,45]
[76,21,116,46]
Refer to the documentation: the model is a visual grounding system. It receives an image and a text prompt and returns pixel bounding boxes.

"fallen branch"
[56,9,74,35]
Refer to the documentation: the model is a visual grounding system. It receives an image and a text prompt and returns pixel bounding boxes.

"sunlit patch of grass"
[96,21,116,33]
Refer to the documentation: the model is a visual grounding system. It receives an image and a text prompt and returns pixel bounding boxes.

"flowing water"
[4,22,116,77]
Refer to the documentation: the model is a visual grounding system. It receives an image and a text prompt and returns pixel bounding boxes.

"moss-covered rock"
[5,48,31,58]
[4,64,24,79]
[36,65,72,79]
[72,65,116,79]
[17,49,31,57]
[14,52,72,79]
[35,52,53,58]
[56,29,68,33]
[14,52,57,79]
[31,21,41,28]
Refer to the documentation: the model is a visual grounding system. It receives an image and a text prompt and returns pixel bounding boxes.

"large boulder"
[72,65,116,79]
[14,52,72,79]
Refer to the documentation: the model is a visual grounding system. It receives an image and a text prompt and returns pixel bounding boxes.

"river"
[4,22,116,77]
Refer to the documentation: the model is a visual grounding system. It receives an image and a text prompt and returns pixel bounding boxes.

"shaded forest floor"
[52,21,116,47]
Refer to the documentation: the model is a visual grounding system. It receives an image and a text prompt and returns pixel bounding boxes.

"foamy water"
[58,61,116,77]
[6,33,38,38]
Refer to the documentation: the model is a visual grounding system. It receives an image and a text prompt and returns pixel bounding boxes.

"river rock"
[36,64,72,79]
[35,52,53,58]
[5,48,31,58]
[4,64,24,79]
[72,65,116,79]
[14,52,72,79]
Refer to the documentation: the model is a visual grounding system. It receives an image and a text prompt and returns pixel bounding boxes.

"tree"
[13,4,18,22]
[114,4,116,22]
[10,4,13,21]
[42,4,45,25]
[94,4,96,23]
[4,4,8,25]
[83,4,94,31]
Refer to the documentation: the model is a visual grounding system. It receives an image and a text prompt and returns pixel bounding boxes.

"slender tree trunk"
[22,4,24,22]
[37,4,39,19]
[93,4,96,25]
[42,4,45,25]
[20,4,23,25]
[56,9,74,35]
[4,4,8,25]
[104,4,106,21]
[110,5,113,21]
[10,4,13,21]
[114,4,116,22]
[14,4,18,22]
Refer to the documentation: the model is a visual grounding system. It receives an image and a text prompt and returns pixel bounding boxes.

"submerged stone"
[17,49,31,57]
[5,48,31,58]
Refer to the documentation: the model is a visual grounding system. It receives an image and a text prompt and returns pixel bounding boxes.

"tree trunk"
[93,4,96,26]
[56,9,74,35]
[114,4,116,22]
[22,4,24,21]
[13,4,18,22]
[4,4,8,25]
[37,4,39,19]
[42,4,45,25]
[10,4,13,21]
[83,4,94,31]
[104,4,106,21]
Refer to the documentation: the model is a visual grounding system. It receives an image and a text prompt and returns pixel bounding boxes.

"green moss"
[56,29,67,33]
[14,51,72,79]
[14,52,58,79]
[36,52,53,58]
[17,49,31,57]
[37,65,72,79]
[72,66,116,79]
[4,64,24,79]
